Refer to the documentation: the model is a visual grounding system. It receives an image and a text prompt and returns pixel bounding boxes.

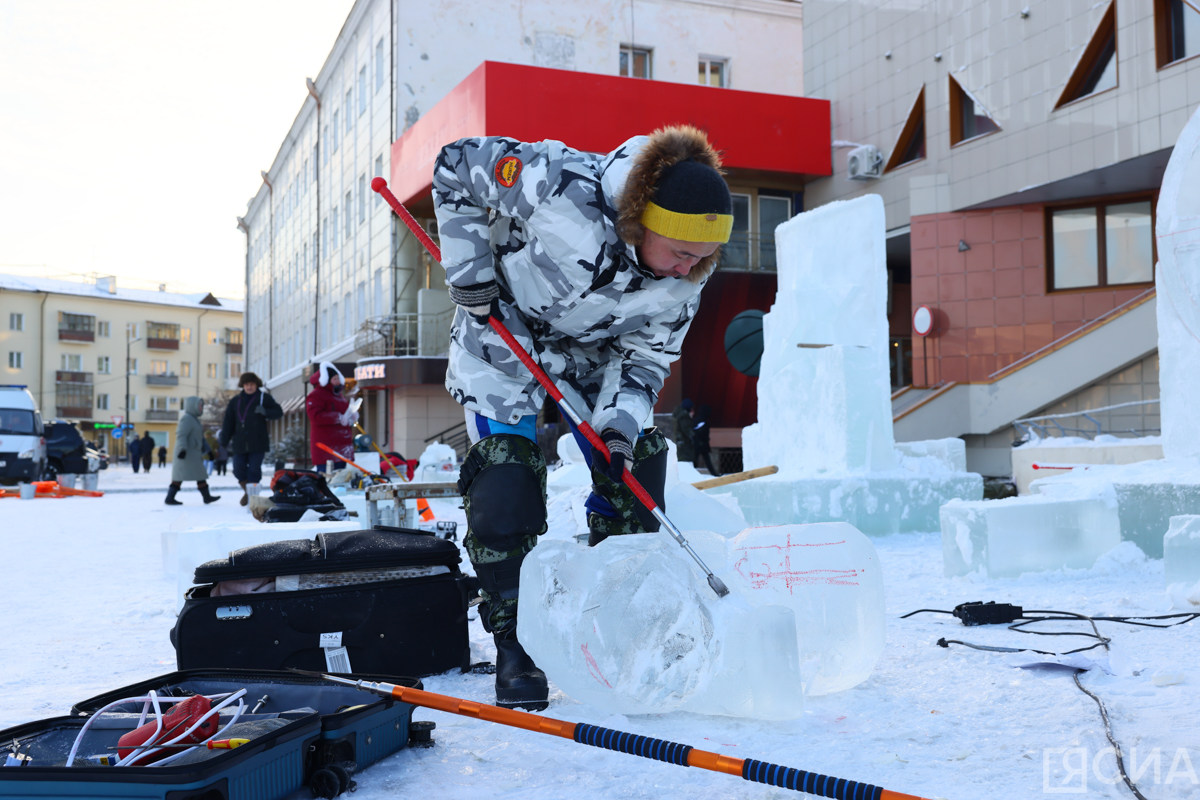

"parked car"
[0,385,47,485]
[43,420,108,478]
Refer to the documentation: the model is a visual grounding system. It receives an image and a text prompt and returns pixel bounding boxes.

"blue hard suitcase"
[0,669,425,800]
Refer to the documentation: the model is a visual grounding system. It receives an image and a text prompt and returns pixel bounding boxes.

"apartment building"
[0,274,244,456]
[240,0,826,461]
[800,0,1194,475]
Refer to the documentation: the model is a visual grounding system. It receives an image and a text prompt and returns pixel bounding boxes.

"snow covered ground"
[2,486,1198,799]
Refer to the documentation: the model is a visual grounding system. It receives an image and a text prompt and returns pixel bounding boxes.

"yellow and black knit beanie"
[641,159,734,243]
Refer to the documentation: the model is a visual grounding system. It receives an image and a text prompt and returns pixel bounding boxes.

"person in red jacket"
[305,362,358,472]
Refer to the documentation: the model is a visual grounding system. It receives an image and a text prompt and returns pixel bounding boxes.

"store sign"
[354,363,386,381]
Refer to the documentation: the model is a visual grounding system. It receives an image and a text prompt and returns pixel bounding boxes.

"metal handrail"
[1013,398,1160,439]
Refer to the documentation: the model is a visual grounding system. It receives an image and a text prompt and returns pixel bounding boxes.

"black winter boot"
[198,482,220,504]
[493,621,548,711]
[238,482,248,507]
[165,483,183,506]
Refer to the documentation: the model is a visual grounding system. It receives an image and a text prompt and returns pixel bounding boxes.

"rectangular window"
[58,312,96,342]
[345,90,353,131]
[96,393,109,410]
[127,358,138,375]
[376,38,385,92]
[374,155,384,206]
[227,359,243,379]
[206,363,218,379]
[1048,199,1155,290]
[97,356,111,374]
[619,46,652,78]
[345,191,353,238]
[7,352,22,369]
[698,58,727,87]
[180,327,191,344]
[343,293,352,338]
[150,396,169,411]
[227,329,243,345]
[56,378,93,416]
[8,313,23,331]
[126,322,140,340]
[150,359,170,376]
[61,353,83,371]
[332,206,339,249]
[206,330,220,345]
[358,66,367,115]
[129,395,138,411]
[358,175,366,223]
[758,195,791,271]
[97,320,110,337]
[146,321,180,344]
[331,302,339,343]
[322,217,329,255]
[180,361,191,378]
[322,125,330,164]
[374,269,384,316]
[332,111,339,152]
[724,194,752,269]
[322,309,329,350]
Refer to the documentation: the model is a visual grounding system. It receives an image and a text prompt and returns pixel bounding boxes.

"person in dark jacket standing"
[305,362,358,472]
[128,432,141,473]
[692,404,720,477]
[157,445,167,468]
[671,399,695,464]
[166,397,220,505]
[140,431,155,473]
[219,372,283,506]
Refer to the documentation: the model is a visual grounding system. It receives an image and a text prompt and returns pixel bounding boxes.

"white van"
[0,385,47,484]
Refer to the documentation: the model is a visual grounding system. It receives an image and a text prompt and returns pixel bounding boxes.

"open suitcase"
[171,527,473,678]
[0,668,426,800]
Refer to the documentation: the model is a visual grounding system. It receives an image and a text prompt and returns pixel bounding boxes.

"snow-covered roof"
[0,273,244,313]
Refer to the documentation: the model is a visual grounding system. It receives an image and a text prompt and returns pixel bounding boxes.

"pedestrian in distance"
[157,445,167,468]
[203,430,219,476]
[672,398,696,464]
[214,440,229,476]
[165,397,220,505]
[432,125,732,711]
[139,431,155,474]
[692,404,720,478]
[128,432,141,474]
[219,372,283,507]
[305,362,358,473]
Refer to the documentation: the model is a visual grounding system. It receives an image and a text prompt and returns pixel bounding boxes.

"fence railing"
[356,310,455,358]
[1013,399,1160,440]
[425,420,469,459]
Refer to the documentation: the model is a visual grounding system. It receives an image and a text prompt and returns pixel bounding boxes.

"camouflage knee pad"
[459,434,548,632]
[588,429,669,546]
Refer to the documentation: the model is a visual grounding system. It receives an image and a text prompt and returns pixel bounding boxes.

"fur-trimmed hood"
[614,125,726,284]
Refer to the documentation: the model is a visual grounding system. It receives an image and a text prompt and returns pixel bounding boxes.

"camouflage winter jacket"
[432,135,709,444]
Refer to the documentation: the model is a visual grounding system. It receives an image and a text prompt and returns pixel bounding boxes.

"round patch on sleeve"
[495,156,522,188]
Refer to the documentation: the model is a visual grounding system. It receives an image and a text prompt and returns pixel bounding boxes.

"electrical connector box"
[953,601,1023,626]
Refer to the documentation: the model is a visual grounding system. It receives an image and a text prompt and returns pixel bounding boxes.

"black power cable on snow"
[903,601,1200,800]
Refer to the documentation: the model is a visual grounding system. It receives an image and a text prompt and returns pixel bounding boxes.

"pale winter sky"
[0,0,355,300]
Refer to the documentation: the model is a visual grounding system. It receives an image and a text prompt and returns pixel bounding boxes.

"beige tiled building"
[0,274,244,457]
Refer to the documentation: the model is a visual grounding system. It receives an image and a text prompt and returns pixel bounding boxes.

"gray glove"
[592,429,633,483]
[448,281,502,326]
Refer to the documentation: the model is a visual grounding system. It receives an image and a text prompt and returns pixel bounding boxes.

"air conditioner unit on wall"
[847,145,883,180]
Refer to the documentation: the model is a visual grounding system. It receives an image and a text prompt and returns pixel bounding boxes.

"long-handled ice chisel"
[292,669,933,800]
[371,177,729,598]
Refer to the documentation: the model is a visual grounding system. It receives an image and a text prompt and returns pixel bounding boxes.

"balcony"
[146,374,179,387]
[145,410,179,422]
[55,406,93,419]
[225,342,243,354]
[146,337,180,350]
[58,329,94,343]
[56,371,93,384]
[355,310,454,359]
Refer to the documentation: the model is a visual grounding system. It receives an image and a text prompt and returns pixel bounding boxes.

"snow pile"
[415,441,458,483]
[518,522,884,718]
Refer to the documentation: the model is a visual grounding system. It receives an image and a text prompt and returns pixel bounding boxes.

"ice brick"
[895,438,968,473]
[518,523,884,718]
[1165,515,1200,587]
[940,488,1121,578]
[744,195,894,475]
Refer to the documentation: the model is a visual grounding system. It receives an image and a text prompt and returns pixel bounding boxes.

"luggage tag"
[321,631,352,674]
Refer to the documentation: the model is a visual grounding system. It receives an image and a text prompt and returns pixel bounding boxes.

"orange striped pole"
[293,670,934,800]
[316,442,384,482]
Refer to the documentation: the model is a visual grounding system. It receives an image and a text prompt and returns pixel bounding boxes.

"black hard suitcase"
[0,669,424,800]
[171,527,472,679]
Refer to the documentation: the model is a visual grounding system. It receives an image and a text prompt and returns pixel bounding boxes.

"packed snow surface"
[2,464,1199,798]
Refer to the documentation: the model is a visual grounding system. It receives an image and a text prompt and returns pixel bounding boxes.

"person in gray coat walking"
[166,396,220,505]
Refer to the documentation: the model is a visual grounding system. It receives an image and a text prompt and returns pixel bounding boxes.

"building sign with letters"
[355,363,387,381]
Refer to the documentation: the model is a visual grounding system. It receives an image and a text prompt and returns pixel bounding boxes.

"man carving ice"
[432,125,733,710]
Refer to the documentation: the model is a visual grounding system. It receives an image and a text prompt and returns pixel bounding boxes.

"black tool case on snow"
[171,527,472,678]
[0,668,424,800]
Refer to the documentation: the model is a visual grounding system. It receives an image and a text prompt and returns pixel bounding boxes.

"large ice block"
[743,195,895,475]
[1155,107,1200,460]
[1164,515,1200,587]
[518,523,884,718]
[940,487,1121,578]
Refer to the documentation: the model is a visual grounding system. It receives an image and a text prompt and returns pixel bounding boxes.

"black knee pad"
[630,430,668,532]
[459,434,547,554]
